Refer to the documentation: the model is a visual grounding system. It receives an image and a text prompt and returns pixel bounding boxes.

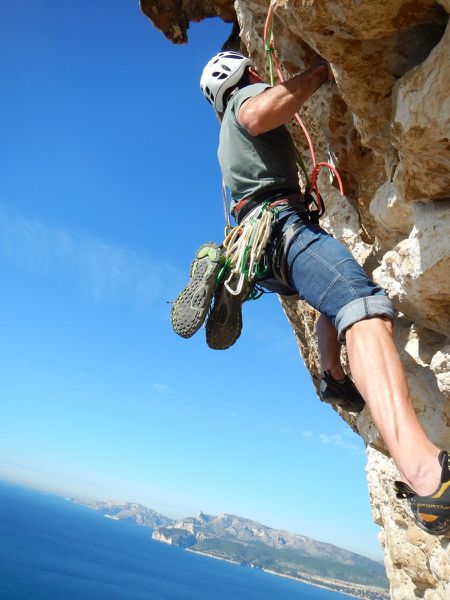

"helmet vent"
[212,71,227,80]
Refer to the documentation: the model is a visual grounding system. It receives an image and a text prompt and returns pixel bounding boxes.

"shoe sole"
[206,284,250,350]
[320,395,365,413]
[171,243,223,339]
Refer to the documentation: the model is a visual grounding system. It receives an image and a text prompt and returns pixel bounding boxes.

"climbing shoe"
[205,278,252,350]
[394,450,450,536]
[319,371,365,413]
[171,242,224,339]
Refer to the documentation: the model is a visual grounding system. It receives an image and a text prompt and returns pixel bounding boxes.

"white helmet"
[200,51,254,113]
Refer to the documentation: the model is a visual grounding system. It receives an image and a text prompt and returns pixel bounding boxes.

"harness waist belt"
[235,187,301,223]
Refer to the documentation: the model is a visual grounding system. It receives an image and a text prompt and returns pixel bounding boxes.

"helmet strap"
[223,86,240,111]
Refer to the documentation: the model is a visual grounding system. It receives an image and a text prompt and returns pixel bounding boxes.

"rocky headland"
[71,498,174,528]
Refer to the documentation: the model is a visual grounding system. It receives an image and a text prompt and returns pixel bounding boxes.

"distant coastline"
[186,548,388,600]
[4,482,348,600]
[72,497,389,600]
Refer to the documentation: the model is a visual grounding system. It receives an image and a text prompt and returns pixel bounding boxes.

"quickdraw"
[217,201,287,297]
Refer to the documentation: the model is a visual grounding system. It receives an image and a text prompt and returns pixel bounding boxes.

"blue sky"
[0,0,382,560]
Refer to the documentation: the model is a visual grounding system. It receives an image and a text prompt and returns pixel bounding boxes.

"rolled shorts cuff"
[335,295,395,343]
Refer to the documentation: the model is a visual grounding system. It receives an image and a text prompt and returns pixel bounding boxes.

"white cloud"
[278,425,291,435]
[152,382,174,394]
[318,433,344,446]
[0,205,179,308]
[300,430,363,454]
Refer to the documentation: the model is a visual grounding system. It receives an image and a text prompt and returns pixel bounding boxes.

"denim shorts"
[261,206,394,342]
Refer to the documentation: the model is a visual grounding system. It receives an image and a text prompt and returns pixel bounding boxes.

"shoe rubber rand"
[395,450,450,536]
[171,243,223,339]
[319,374,365,413]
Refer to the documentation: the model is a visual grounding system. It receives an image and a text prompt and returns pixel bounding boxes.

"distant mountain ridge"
[158,510,367,559]
[71,498,174,528]
[73,499,388,600]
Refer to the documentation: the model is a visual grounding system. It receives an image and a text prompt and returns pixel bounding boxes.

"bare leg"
[316,314,345,380]
[346,317,441,495]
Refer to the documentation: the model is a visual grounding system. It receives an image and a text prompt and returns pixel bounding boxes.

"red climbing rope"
[263,1,344,214]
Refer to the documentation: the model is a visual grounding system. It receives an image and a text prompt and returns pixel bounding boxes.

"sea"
[0,481,354,600]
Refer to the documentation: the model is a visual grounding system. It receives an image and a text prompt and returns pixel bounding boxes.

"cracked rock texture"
[141,0,450,597]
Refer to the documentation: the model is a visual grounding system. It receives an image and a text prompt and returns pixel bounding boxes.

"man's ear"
[248,66,264,83]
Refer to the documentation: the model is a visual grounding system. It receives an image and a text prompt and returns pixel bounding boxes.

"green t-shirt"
[218,83,299,215]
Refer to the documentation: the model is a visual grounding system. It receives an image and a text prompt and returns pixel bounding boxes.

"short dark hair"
[222,67,251,110]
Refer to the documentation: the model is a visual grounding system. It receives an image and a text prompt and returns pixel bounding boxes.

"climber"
[173,51,449,535]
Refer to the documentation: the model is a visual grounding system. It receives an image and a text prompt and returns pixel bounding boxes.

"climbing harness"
[263,0,344,220]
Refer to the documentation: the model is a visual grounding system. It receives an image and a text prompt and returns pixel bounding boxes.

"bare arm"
[238,62,329,136]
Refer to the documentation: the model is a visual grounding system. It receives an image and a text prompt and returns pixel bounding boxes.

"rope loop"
[263,1,345,204]
[221,201,282,296]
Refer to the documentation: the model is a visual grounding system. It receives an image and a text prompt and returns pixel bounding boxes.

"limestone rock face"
[391,22,450,202]
[142,1,450,596]
[140,0,235,43]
